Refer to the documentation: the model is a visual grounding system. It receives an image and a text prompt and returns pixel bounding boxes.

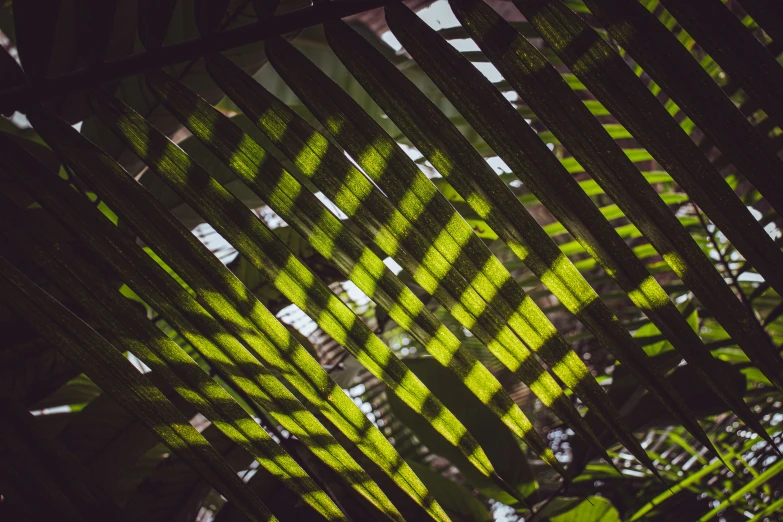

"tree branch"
[0,0,398,114]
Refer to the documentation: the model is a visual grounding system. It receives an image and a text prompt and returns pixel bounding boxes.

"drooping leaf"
[388,357,538,506]
[13,0,63,79]
[75,0,118,65]
[138,0,179,48]
[1,0,781,518]
[386,0,720,468]
[446,0,761,462]
[535,496,620,522]
[406,461,492,522]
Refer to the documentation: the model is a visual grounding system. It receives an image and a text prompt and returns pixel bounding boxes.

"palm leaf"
[384,0,725,461]
[199,52,575,472]
[87,88,452,520]
[0,189,345,521]
[1,0,782,519]
[18,113,412,522]
[0,396,128,521]
[261,29,649,471]
[0,255,274,521]
[583,0,783,215]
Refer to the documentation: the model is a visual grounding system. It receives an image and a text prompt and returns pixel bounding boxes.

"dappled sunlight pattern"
[502,0,782,438]
[627,275,671,312]
[144,70,518,491]
[576,0,783,395]
[202,52,587,475]
[93,83,490,516]
[2,1,781,518]
[8,115,406,522]
[584,0,783,217]
[382,0,732,464]
[262,35,654,467]
[0,194,341,518]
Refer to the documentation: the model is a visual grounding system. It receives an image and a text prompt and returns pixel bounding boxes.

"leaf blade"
[203,51,572,478]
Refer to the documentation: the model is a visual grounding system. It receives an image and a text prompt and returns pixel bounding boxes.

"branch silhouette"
[0,0,397,114]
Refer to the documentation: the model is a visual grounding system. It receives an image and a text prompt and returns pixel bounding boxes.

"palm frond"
[1,0,782,520]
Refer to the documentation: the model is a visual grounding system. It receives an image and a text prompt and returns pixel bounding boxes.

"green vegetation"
[1,0,782,520]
